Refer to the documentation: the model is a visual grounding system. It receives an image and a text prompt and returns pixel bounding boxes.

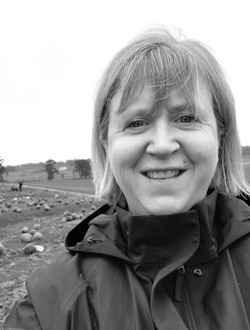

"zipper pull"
[175,265,185,302]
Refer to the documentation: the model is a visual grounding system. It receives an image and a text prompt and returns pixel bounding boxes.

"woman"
[4,27,250,330]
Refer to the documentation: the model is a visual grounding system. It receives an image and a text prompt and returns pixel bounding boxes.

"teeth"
[146,170,180,179]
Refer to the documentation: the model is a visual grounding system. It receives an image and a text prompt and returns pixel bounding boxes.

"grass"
[3,167,95,195]
[24,178,95,195]
[5,168,81,182]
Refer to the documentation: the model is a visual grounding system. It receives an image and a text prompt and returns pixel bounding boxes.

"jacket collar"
[215,194,250,252]
[115,191,218,266]
[66,191,250,267]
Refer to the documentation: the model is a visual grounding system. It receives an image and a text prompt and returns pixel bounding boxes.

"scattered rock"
[44,204,50,211]
[64,211,71,217]
[29,229,36,235]
[33,224,41,230]
[33,231,43,240]
[23,244,37,255]
[20,233,33,243]
[22,226,29,233]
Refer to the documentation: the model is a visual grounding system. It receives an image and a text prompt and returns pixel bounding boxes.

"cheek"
[184,137,219,168]
[108,137,143,169]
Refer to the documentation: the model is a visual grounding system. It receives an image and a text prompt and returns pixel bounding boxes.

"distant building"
[59,166,68,171]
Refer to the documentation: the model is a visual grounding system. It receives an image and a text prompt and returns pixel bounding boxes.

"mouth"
[142,170,184,179]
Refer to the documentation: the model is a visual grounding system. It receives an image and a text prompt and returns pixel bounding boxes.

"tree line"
[0,157,92,181]
[44,159,92,181]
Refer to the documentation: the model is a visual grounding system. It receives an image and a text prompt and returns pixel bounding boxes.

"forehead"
[109,79,213,115]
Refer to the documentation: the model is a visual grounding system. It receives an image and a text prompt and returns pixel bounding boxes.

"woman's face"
[106,81,219,215]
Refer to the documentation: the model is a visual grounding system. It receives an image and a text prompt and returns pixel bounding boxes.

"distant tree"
[6,165,16,172]
[65,159,75,169]
[0,157,7,181]
[74,159,91,178]
[44,159,59,181]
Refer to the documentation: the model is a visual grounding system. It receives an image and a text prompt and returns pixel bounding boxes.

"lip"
[142,168,186,172]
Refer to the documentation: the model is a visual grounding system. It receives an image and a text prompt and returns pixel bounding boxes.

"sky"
[1,0,250,166]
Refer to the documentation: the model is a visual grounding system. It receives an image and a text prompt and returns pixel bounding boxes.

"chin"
[141,204,187,216]
[141,197,190,215]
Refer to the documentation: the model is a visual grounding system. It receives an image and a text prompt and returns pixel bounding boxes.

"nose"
[146,118,180,157]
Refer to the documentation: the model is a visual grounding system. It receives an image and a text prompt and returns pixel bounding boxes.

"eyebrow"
[116,103,151,114]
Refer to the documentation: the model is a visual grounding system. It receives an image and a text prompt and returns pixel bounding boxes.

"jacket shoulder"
[25,251,93,329]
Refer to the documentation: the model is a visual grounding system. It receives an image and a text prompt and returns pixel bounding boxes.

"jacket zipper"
[175,265,185,302]
[175,265,199,330]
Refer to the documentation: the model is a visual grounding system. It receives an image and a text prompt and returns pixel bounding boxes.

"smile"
[144,170,182,179]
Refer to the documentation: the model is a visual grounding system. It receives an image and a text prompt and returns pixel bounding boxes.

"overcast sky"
[1,0,249,166]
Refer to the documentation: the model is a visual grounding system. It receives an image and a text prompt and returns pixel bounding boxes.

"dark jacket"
[4,191,250,330]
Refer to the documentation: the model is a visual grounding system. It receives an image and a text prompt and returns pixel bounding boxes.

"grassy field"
[4,167,82,182]
[23,178,95,195]
[3,165,95,194]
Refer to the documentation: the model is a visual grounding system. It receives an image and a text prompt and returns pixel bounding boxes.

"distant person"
[18,181,23,192]
[4,27,250,329]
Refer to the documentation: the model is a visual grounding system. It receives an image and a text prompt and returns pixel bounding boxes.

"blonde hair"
[91,27,250,206]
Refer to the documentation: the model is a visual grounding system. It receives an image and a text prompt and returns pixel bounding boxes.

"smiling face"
[105,81,219,216]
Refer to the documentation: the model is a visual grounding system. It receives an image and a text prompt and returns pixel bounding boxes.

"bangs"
[117,44,205,117]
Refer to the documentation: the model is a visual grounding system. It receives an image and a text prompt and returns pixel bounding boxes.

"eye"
[126,119,149,129]
[177,115,196,124]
